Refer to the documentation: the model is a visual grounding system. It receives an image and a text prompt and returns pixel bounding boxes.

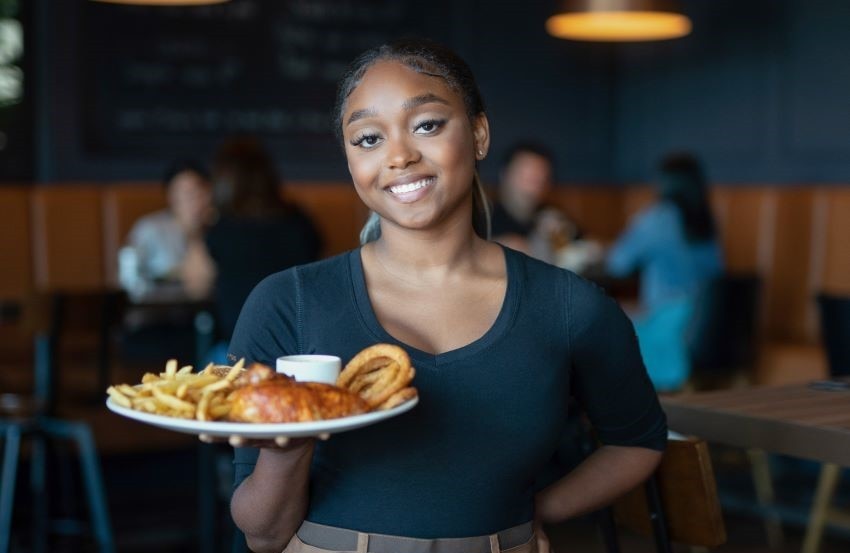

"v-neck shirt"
[229,247,667,538]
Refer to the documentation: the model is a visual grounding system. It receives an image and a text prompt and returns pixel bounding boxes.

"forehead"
[344,60,463,114]
[510,152,552,170]
[170,170,207,190]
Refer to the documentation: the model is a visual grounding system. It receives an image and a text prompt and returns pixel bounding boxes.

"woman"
[227,40,666,553]
[121,160,212,296]
[606,153,724,392]
[182,137,322,347]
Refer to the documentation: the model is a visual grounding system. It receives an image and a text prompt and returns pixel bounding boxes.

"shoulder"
[619,200,670,228]
[291,250,351,280]
[131,209,173,234]
[248,252,350,297]
[506,246,583,289]
[641,201,679,225]
[504,247,591,313]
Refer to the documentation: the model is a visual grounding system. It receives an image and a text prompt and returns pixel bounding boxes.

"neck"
[369,218,483,280]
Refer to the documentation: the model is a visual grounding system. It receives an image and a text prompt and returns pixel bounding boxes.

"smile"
[388,177,435,195]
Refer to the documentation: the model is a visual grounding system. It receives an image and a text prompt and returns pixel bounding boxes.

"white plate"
[105,396,418,438]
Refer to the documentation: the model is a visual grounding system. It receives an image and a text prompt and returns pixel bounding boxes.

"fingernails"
[318,433,330,441]
[199,434,212,443]
[229,435,244,447]
[275,436,290,447]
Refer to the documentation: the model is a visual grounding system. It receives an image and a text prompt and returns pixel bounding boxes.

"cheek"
[424,129,475,180]
[346,150,381,189]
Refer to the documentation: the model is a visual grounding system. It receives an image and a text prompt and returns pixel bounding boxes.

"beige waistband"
[297,520,534,553]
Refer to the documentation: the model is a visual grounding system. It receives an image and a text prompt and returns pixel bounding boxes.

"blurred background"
[1,0,850,552]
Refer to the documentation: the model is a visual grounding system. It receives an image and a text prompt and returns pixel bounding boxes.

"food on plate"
[228,364,369,423]
[105,359,244,421]
[106,343,418,425]
[337,343,418,409]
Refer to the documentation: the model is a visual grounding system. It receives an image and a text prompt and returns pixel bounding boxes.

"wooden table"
[661,383,850,553]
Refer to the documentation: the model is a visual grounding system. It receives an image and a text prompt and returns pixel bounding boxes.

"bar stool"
[0,335,116,553]
[0,187,115,553]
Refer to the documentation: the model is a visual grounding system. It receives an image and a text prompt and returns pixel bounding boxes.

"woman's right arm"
[231,441,314,553]
[227,270,310,552]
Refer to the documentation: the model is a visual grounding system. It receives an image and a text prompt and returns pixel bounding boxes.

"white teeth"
[389,178,432,195]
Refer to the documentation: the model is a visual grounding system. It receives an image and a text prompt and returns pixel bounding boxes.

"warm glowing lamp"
[91,0,229,5]
[546,0,691,42]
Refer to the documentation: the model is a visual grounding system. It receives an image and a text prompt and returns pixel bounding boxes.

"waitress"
[227,39,666,553]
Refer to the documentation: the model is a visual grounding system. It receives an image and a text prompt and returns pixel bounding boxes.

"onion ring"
[337,344,415,409]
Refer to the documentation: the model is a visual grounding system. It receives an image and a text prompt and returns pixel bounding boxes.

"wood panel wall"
[5,182,850,352]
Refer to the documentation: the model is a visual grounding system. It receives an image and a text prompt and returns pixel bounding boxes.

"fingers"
[207,434,326,449]
[198,433,226,444]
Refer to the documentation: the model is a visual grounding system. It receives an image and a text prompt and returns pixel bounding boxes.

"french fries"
[106,359,245,421]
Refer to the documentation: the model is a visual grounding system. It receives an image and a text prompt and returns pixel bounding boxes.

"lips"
[383,175,435,203]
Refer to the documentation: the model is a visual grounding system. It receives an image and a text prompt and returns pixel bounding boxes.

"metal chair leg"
[596,507,622,553]
[46,419,115,553]
[70,422,116,553]
[0,424,22,553]
[645,475,673,553]
[30,433,48,553]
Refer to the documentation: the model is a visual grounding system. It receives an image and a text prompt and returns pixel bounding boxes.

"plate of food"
[105,345,419,440]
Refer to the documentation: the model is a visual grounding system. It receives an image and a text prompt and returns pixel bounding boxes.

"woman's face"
[341,60,489,235]
[169,170,212,228]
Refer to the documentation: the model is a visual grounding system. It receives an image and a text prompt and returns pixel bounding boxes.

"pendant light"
[546,0,691,42]
[91,0,230,5]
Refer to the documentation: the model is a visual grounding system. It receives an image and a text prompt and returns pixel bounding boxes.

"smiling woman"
[334,42,492,244]
[226,38,667,553]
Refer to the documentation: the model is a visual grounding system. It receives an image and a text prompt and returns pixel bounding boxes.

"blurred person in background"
[182,136,322,358]
[490,142,580,265]
[119,160,213,299]
[606,152,723,392]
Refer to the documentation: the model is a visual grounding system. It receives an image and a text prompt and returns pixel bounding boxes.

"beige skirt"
[283,520,537,553]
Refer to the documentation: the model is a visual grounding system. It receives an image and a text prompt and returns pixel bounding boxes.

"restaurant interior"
[1,0,850,552]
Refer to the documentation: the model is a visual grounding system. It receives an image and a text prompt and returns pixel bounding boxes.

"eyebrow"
[347,108,378,126]
[345,93,450,127]
[403,93,450,111]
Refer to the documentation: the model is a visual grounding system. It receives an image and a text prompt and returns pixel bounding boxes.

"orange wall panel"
[31,186,105,292]
[0,186,33,299]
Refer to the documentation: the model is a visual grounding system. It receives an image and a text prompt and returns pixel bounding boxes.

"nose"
[384,134,420,170]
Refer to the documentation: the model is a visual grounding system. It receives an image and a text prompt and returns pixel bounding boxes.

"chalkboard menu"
[81,0,451,168]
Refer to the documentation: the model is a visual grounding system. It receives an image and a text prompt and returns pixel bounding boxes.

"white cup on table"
[276,355,342,385]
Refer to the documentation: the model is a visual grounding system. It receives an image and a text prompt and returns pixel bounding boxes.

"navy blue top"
[230,246,666,538]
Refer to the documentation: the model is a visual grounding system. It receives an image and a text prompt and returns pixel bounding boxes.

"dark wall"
[25,0,850,184]
[613,0,850,183]
[465,0,615,183]
[34,0,613,183]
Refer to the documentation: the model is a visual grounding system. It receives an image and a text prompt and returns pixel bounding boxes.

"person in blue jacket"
[607,153,724,392]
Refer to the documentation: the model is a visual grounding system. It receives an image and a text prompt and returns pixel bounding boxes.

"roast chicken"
[227,364,370,423]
